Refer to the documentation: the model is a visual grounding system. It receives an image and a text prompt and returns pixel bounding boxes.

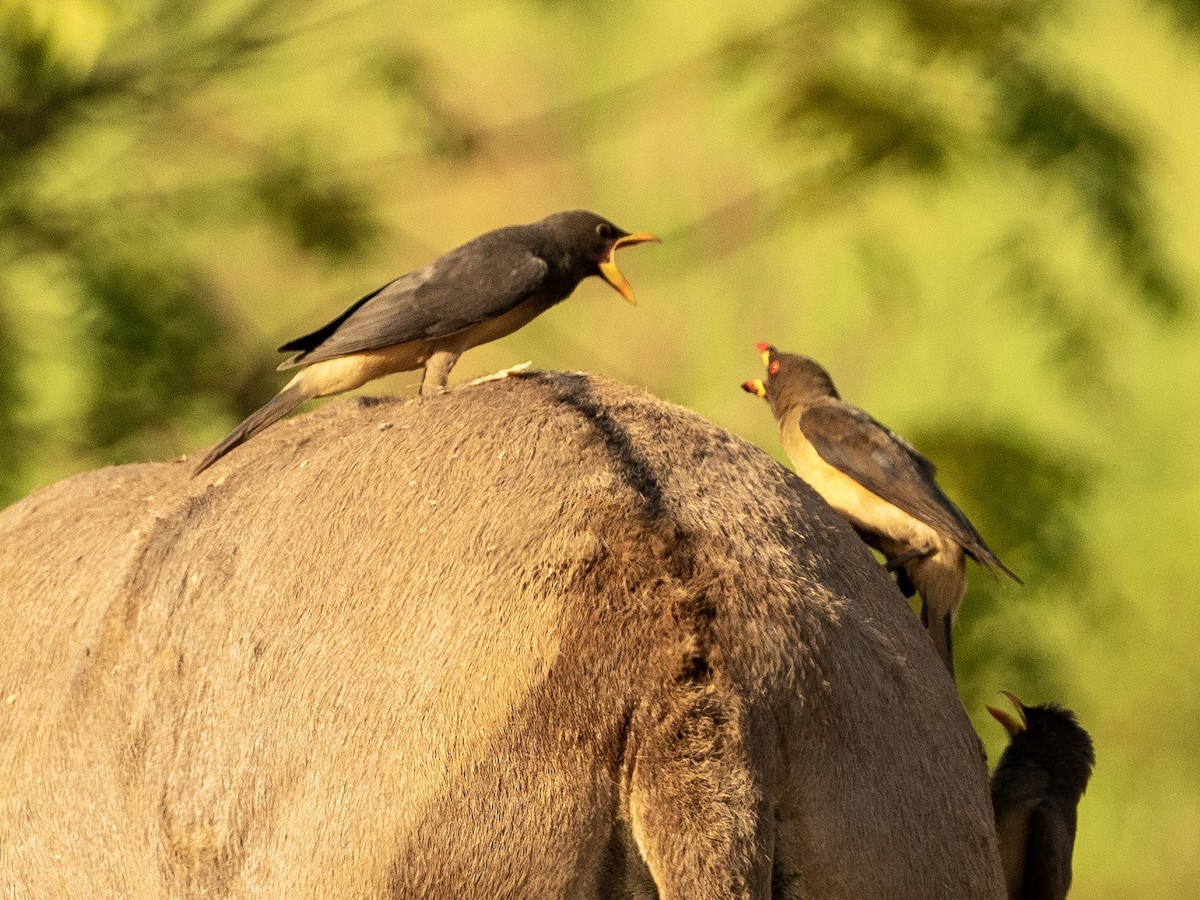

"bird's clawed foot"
[885,546,933,571]
[884,546,931,597]
[420,350,461,397]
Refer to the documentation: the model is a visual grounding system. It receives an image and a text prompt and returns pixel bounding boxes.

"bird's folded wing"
[1022,801,1074,900]
[277,238,550,369]
[799,403,985,551]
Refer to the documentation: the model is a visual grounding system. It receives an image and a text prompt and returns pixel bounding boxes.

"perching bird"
[194,210,659,473]
[742,344,1019,678]
[988,692,1095,900]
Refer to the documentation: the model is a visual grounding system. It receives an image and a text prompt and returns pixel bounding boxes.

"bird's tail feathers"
[910,552,966,680]
[970,545,1023,585]
[922,602,955,683]
[193,382,309,475]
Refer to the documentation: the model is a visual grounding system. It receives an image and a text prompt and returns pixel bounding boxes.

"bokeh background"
[2,0,1197,894]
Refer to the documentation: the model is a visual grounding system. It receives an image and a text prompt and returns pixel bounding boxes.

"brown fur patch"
[0,372,1004,898]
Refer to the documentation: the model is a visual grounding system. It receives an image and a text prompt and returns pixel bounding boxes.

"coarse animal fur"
[0,372,1005,898]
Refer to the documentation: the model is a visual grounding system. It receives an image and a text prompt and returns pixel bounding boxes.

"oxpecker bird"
[742,343,1019,678]
[988,692,1095,900]
[195,210,659,473]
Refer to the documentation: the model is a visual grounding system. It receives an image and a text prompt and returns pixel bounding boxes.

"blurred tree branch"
[912,423,1102,704]
[1153,0,1200,37]
[723,0,1188,317]
[0,0,446,495]
[0,0,1195,517]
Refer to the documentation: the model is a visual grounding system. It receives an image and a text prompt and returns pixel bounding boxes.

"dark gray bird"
[195,210,659,473]
[742,344,1019,678]
[988,692,1095,900]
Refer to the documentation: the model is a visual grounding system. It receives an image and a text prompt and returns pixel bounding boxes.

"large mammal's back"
[0,371,1003,898]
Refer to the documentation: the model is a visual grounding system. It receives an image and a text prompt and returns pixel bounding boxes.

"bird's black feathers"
[194,382,308,474]
[273,210,629,371]
[277,281,391,358]
[1022,803,1075,900]
[991,700,1095,900]
[276,238,550,370]
[193,210,653,474]
[992,703,1096,801]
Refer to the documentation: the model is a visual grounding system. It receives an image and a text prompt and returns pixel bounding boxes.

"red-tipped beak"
[742,378,767,399]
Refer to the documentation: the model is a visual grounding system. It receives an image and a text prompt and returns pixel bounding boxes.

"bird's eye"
[769,360,781,376]
[596,222,613,240]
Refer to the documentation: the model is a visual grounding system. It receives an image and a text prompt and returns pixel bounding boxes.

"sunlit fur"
[0,373,1005,898]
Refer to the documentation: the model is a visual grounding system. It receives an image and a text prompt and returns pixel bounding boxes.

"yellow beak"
[598,231,661,305]
[986,691,1027,737]
[741,378,767,399]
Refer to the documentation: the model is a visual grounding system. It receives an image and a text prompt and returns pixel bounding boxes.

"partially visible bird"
[194,210,659,473]
[988,691,1095,900]
[742,344,1019,678]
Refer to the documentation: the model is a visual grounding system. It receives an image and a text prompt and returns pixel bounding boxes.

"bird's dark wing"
[800,402,1013,574]
[1022,801,1074,900]
[277,282,391,357]
[277,236,550,369]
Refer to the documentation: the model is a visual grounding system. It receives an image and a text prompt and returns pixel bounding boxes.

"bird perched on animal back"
[742,343,1019,679]
[988,692,1095,900]
[194,210,660,474]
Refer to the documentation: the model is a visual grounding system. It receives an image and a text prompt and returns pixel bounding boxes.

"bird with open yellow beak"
[988,691,1095,900]
[196,210,659,473]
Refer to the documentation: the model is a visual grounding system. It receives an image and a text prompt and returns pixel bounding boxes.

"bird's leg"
[885,546,932,571]
[883,546,931,598]
[918,598,956,680]
[420,350,460,397]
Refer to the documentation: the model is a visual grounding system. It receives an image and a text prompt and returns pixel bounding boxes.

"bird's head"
[542,210,660,305]
[741,342,840,417]
[989,691,1096,797]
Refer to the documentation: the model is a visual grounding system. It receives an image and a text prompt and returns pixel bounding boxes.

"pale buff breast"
[781,418,948,553]
[289,298,546,397]
[438,295,548,351]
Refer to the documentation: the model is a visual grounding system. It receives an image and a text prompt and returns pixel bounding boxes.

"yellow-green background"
[2,1,1197,895]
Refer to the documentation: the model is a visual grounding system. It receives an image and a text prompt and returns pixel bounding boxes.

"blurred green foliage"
[72,243,228,461]
[1,0,1197,896]
[727,0,1185,315]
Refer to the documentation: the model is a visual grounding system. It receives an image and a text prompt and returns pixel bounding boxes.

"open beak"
[599,232,661,305]
[742,378,767,399]
[987,690,1027,737]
